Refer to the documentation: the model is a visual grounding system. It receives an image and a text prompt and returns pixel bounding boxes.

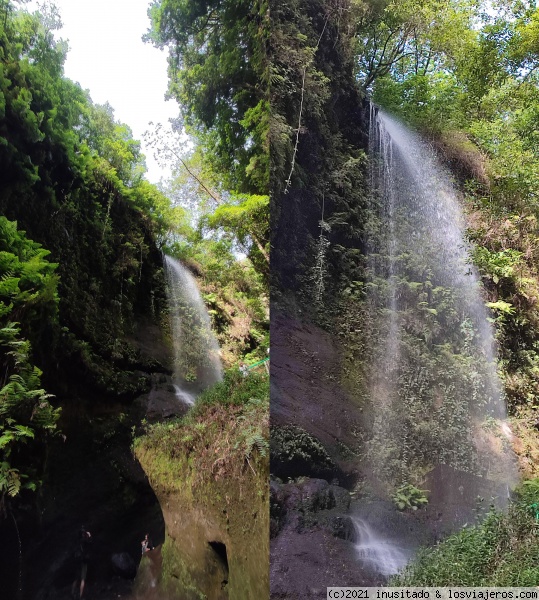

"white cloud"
[27,0,178,183]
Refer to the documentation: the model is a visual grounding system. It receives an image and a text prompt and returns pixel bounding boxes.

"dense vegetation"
[139,0,270,502]
[272,0,539,463]
[270,0,368,297]
[351,0,539,577]
[145,0,270,366]
[135,371,269,599]
[270,0,539,585]
[363,0,539,429]
[0,217,60,503]
[136,370,269,486]
[146,0,270,278]
[0,0,271,516]
[135,5,271,592]
[393,479,539,585]
[0,1,184,510]
[0,2,182,394]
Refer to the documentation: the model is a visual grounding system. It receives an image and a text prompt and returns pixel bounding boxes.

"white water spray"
[366,106,516,481]
[163,255,222,405]
[353,518,409,577]
[353,106,518,576]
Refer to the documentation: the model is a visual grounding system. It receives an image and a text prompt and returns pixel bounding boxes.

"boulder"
[330,515,357,541]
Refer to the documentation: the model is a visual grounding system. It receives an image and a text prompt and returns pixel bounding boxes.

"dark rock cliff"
[270,0,369,298]
[270,0,374,594]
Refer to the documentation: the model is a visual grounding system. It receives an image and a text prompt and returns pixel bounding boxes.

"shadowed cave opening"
[208,541,229,581]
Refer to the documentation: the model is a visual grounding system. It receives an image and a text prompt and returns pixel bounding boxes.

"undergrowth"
[270,425,337,480]
[392,479,539,586]
[134,374,269,600]
[134,370,269,489]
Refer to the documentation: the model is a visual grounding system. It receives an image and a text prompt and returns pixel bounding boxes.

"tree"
[79,103,146,186]
[354,0,479,91]
[203,194,270,273]
[146,0,269,195]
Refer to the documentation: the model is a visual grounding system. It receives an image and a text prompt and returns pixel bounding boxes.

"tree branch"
[166,145,269,264]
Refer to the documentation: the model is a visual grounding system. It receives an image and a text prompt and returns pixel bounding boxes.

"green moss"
[158,537,207,600]
[135,373,269,599]
[270,425,337,480]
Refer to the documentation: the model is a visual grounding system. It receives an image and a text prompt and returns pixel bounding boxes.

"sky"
[27,0,179,183]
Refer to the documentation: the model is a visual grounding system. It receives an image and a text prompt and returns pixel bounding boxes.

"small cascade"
[172,384,196,407]
[163,255,222,404]
[353,517,410,578]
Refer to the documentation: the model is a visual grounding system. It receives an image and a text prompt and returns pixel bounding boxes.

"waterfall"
[163,255,222,405]
[353,106,518,576]
[353,517,410,578]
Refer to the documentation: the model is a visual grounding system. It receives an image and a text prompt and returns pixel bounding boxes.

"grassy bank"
[134,371,269,599]
[393,479,539,586]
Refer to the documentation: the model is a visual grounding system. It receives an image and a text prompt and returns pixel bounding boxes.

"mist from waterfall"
[353,517,410,578]
[163,255,222,405]
[353,106,518,577]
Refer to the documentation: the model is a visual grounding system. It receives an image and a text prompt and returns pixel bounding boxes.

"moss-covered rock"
[135,375,269,599]
[270,425,339,480]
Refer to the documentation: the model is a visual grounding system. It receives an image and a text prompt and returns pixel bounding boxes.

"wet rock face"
[270,477,382,598]
[271,477,438,595]
[0,310,176,600]
[134,373,189,422]
[330,516,356,542]
[270,476,373,597]
[270,478,352,535]
[422,464,510,540]
[270,465,513,596]
[270,313,362,486]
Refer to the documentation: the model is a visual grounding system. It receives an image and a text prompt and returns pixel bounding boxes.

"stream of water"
[119,258,226,599]
[353,517,410,578]
[163,255,223,404]
[353,106,518,577]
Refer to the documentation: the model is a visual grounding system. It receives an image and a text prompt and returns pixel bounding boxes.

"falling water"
[163,255,222,405]
[353,517,410,578]
[353,106,518,576]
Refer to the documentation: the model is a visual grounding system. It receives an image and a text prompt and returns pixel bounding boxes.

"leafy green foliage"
[135,369,269,484]
[473,247,523,286]
[0,217,60,504]
[353,0,478,92]
[190,369,269,415]
[165,227,269,366]
[146,0,268,196]
[355,3,539,477]
[392,483,429,511]
[79,102,146,186]
[0,2,176,396]
[146,0,270,315]
[393,479,539,586]
[144,0,270,280]
[270,425,337,480]
[270,0,369,300]
[339,213,509,486]
[203,194,269,271]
